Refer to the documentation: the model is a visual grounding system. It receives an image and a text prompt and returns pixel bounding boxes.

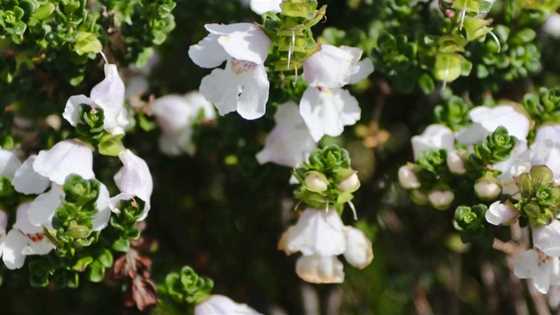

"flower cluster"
[278,145,373,283]
[188,0,373,167]
[399,91,560,294]
[0,58,154,289]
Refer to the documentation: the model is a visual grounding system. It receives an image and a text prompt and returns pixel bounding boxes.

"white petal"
[90,64,129,135]
[304,45,358,88]
[278,208,346,257]
[250,0,283,14]
[188,34,229,68]
[343,226,374,269]
[299,87,361,142]
[411,124,455,160]
[534,221,560,257]
[206,23,271,65]
[348,58,374,84]
[544,14,560,38]
[114,150,153,219]
[63,95,95,127]
[0,149,21,179]
[92,183,112,231]
[492,142,531,182]
[185,91,216,121]
[0,210,6,234]
[457,105,530,145]
[2,229,27,270]
[158,131,193,156]
[33,140,95,185]
[152,95,192,133]
[22,237,55,256]
[485,201,517,226]
[295,255,345,284]
[12,155,50,195]
[195,295,263,315]
[513,249,540,279]
[200,60,269,120]
[27,186,63,230]
[256,102,317,167]
[531,125,560,181]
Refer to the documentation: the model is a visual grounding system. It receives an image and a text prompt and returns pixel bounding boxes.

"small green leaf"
[74,32,102,56]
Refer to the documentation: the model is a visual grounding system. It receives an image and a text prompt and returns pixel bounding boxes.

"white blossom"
[492,142,531,193]
[152,92,215,156]
[485,201,517,226]
[343,226,374,269]
[411,124,455,161]
[63,64,129,135]
[299,45,373,141]
[513,249,560,294]
[33,140,95,186]
[250,0,282,14]
[114,149,153,221]
[544,14,560,38]
[189,23,272,120]
[256,102,316,167]
[12,155,50,195]
[456,105,530,145]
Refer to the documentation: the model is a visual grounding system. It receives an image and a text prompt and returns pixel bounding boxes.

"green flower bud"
[453,204,487,232]
[63,175,99,206]
[473,127,516,164]
[304,171,329,193]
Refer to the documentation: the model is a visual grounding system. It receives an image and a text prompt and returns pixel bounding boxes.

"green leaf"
[87,261,106,283]
[73,256,94,272]
[434,53,463,82]
[98,134,125,157]
[74,32,102,56]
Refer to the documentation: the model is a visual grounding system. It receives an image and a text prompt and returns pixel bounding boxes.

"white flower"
[256,102,317,167]
[513,249,560,294]
[544,14,560,38]
[12,155,50,195]
[411,124,455,161]
[250,0,282,14]
[531,125,560,181]
[195,295,262,315]
[296,255,345,284]
[299,45,373,141]
[33,140,95,185]
[492,142,531,190]
[152,92,215,156]
[114,149,153,221]
[398,165,420,190]
[189,23,271,120]
[0,148,21,179]
[63,64,129,135]
[2,203,55,270]
[343,226,373,269]
[0,210,6,260]
[278,208,346,257]
[278,208,373,283]
[456,105,530,145]
[485,201,517,226]
[534,220,560,258]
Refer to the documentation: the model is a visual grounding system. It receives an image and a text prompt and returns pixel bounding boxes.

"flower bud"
[474,177,501,201]
[446,151,466,175]
[398,165,420,190]
[337,172,360,193]
[428,190,455,210]
[304,171,329,193]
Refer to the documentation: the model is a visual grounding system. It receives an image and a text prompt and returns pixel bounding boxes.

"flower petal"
[152,95,192,133]
[411,124,455,160]
[343,226,374,269]
[92,183,112,231]
[114,150,153,220]
[531,125,560,181]
[63,95,95,127]
[278,208,346,257]
[299,87,361,142]
[2,229,27,270]
[250,0,283,14]
[195,295,263,315]
[12,155,50,195]
[295,255,345,284]
[0,149,21,179]
[188,34,229,68]
[256,102,317,167]
[33,140,95,185]
[206,23,271,65]
[304,45,358,88]
[90,64,129,135]
[27,186,63,230]
[485,201,517,226]
[200,60,269,120]
[534,220,560,257]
